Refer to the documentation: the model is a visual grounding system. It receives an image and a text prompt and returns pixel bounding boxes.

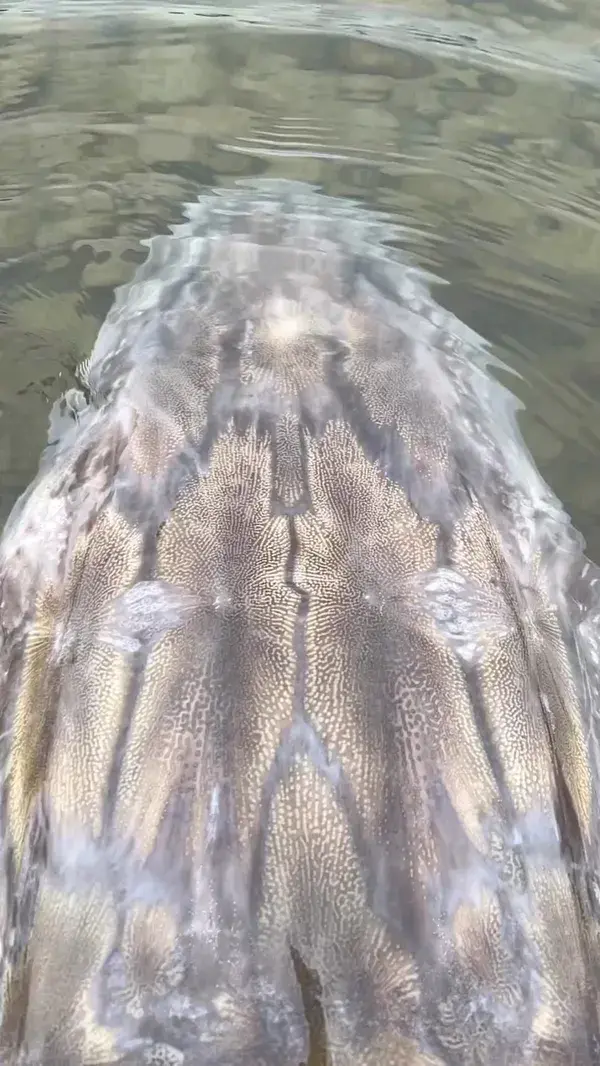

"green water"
[2,0,600,556]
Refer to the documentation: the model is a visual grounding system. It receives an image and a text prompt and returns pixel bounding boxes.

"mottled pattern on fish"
[0,180,599,1065]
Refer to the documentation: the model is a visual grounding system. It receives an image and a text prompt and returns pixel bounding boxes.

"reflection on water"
[1,0,600,556]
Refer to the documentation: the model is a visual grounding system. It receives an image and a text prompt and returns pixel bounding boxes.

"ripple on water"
[1,0,600,557]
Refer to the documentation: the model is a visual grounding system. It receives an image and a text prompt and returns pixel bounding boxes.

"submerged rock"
[0,179,599,1065]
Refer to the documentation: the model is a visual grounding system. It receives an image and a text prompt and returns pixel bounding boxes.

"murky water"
[2,0,600,556]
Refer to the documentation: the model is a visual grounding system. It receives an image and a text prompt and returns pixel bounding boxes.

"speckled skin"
[0,181,599,1065]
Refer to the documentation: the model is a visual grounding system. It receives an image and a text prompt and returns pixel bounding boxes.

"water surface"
[2,0,600,556]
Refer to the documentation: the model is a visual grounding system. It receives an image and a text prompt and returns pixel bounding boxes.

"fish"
[0,178,599,1065]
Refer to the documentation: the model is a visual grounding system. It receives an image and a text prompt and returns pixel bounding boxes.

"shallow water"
[1,0,600,556]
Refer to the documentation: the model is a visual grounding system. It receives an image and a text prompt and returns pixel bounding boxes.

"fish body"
[0,181,599,1065]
